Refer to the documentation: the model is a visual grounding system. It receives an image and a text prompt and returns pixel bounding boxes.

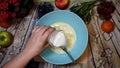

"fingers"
[32,26,51,35]
[40,26,50,35]
[32,26,44,33]
[32,26,55,40]
[43,27,55,40]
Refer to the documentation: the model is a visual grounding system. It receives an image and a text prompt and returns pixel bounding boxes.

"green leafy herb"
[70,1,97,23]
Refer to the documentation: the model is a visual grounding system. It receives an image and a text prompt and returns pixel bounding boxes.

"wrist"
[2,49,34,68]
[21,49,35,59]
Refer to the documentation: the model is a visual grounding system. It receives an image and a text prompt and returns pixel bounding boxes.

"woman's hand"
[2,26,55,68]
[23,26,55,58]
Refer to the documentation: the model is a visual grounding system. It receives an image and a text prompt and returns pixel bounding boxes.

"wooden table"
[0,0,120,68]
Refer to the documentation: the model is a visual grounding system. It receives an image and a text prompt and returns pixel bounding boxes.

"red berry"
[97,1,115,20]
[0,20,12,28]
[106,6,115,14]
[97,6,105,14]
[104,14,112,20]
[0,2,8,11]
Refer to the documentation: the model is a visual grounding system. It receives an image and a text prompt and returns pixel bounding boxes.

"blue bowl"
[36,10,88,65]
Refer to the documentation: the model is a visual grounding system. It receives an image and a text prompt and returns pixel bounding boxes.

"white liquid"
[49,22,76,54]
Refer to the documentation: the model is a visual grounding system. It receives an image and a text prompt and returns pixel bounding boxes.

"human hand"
[2,26,55,68]
[23,26,55,58]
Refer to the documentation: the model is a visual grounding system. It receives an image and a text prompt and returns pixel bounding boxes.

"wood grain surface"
[0,0,120,68]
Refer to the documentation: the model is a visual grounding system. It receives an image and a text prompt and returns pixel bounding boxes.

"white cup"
[48,30,68,48]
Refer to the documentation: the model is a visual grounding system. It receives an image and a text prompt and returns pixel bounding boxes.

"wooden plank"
[87,18,104,68]
[1,0,120,68]
[87,23,99,68]
[0,19,21,64]
[112,0,120,15]
[90,8,120,67]
[0,6,37,67]
[96,14,120,67]
[111,13,120,57]
[20,5,38,51]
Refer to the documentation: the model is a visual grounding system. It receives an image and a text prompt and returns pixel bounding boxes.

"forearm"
[2,49,33,68]
[2,26,54,68]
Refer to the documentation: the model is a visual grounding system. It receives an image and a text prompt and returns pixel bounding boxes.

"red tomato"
[101,20,115,33]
